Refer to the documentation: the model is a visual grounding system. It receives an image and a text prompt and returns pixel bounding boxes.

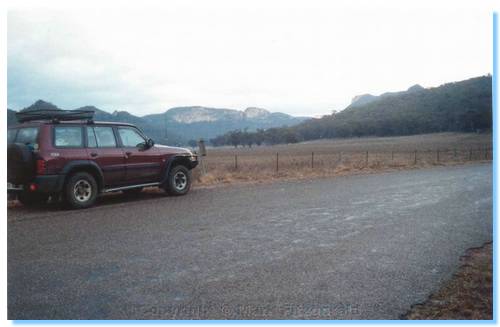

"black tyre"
[122,187,143,196]
[63,172,98,209]
[164,165,191,196]
[8,143,35,185]
[17,192,49,207]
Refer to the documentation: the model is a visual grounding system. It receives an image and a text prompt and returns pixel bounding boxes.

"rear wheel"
[164,165,191,196]
[64,172,98,209]
[17,192,49,207]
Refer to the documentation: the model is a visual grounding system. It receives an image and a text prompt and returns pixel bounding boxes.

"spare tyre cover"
[7,143,35,184]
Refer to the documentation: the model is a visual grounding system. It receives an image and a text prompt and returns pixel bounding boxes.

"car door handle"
[125,151,132,158]
[90,152,98,158]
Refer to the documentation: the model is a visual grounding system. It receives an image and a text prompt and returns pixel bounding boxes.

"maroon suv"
[7,109,198,209]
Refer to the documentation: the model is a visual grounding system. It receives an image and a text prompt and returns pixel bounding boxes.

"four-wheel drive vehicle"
[7,109,198,209]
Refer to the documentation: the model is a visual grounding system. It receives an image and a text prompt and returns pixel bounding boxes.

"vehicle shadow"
[8,188,170,214]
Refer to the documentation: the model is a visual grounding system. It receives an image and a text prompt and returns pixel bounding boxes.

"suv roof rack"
[15,109,95,123]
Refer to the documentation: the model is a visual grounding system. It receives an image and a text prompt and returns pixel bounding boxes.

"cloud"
[7,4,492,116]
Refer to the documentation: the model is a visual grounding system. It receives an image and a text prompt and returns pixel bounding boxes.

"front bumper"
[8,175,64,194]
[187,153,199,169]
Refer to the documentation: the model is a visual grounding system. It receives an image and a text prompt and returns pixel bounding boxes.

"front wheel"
[64,172,98,209]
[164,165,191,196]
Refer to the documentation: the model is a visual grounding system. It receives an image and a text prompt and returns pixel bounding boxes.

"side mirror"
[137,138,154,150]
[147,138,155,148]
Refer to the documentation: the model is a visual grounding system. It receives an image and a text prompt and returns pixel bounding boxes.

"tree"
[229,130,242,148]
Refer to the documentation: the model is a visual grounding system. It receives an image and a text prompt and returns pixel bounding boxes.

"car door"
[116,126,162,184]
[86,126,126,187]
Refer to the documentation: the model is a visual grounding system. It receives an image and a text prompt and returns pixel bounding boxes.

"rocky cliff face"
[350,94,377,107]
[350,84,426,108]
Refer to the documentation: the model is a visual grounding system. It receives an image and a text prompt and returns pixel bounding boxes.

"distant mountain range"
[295,75,492,139]
[8,75,491,147]
[211,75,492,146]
[7,102,309,145]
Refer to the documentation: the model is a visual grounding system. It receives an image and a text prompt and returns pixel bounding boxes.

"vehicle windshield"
[8,127,39,146]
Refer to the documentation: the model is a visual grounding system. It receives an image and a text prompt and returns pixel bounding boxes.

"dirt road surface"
[8,163,492,319]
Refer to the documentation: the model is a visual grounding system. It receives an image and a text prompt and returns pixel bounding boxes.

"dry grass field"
[405,242,492,320]
[192,133,492,186]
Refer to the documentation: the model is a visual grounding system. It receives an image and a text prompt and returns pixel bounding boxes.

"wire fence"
[195,147,492,175]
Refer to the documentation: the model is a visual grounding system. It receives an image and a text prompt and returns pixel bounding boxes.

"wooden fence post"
[414,150,417,165]
[311,152,314,169]
[469,149,473,161]
[199,156,206,175]
[437,150,440,163]
[276,152,279,172]
[365,151,369,165]
[234,155,238,170]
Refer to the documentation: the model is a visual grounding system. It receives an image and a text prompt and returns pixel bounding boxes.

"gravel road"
[8,163,492,320]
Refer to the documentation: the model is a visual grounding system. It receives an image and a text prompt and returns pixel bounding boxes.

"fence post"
[234,155,238,170]
[311,152,314,169]
[437,150,440,163]
[276,152,279,173]
[199,156,206,175]
[469,149,473,161]
[391,151,394,162]
[365,151,369,166]
[414,150,417,165]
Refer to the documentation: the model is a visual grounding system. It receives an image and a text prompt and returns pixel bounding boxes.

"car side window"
[16,127,39,145]
[54,126,83,147]
[93,127,117,147]
[86,127,98,148]
[118,128,146,147]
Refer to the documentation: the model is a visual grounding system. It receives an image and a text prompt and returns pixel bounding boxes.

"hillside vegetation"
[211,76,492,147]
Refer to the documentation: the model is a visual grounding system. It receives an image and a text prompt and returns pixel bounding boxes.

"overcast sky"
[7,1,493,117]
